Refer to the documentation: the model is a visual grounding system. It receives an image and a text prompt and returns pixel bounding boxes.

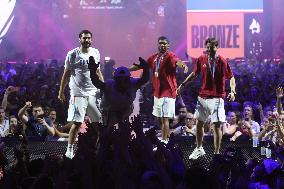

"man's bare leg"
[162,117,170,141]
[66,122,81,158]
[189,120,206,159]
[196,120,205,148]
[212,122,222,154]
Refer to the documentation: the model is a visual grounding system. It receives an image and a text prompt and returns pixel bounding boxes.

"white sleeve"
[65,50,77,70]
[96,50,100,64]
[64,52,72,70]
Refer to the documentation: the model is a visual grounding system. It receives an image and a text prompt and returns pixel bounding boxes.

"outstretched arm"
[89,56,106,90]
[176,72,198,95]
[1,86,14,110]
[276,87,283,114]
[128,63,142,72]
[18,102,31,124]
[135,57,150,87]
[176,60,188,73]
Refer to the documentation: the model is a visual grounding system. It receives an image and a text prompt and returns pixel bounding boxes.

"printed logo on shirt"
[202,64,207,68]
[74,58,89,66]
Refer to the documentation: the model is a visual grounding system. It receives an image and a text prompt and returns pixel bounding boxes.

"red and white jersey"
[193,54,233,99]
[147,51,179,98]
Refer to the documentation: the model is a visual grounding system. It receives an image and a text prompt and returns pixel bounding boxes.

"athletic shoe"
[189,147,206,160]
[65,150,74,159]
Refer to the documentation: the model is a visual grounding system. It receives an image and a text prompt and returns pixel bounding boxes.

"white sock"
[67,144,74,152]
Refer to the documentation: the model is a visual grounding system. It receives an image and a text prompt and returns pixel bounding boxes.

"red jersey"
[193,54,233,99]
[147,51,179,98]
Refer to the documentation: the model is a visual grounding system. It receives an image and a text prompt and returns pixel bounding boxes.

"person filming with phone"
[18,101,55,140]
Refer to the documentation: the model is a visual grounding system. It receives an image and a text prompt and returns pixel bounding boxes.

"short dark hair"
[244,104,253,111]
[33,104,42,110]
[9,115,17,120]
[79,30,92,38]
[179,106,187,111]
[49,108,56,114]
[205,37,218,47]
[158,36,169,43]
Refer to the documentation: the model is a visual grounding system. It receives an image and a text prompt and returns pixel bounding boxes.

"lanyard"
[154,51,167,77]
[207,52,218,78]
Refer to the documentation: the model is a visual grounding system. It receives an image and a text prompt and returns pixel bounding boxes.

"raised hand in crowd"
[88,56,100,72]
[133,57,148,69]
[276,87,284,114]
[130,115,144,139]
[276,87,283,99]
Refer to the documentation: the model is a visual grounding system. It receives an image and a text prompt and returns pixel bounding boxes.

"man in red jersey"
[177,37,236,159]
[129,36,188,142]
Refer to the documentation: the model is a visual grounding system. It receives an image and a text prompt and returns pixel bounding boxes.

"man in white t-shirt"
[58,30,104,159]
[0,106,9,137]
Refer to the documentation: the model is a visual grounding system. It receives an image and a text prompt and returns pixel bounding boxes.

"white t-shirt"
[251,120,260,134]
[0,119,9,137]
[65,47,100,96]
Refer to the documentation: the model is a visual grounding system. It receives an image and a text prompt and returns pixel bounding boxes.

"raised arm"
[176,60,188,73]
[89,56,106,90]
[1,86,14,110]
[276,87,283,115]
[277,123,284,140]
[128,63,142,72]
[18,102,32,124]
[135,57,150,87]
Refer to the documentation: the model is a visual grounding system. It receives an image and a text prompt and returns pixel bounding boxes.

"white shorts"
[152,97,175,118]
[194,96,226,123]
[67,95,102,123]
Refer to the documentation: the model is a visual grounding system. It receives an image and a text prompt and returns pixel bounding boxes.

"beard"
[81,42,91,48]
[159,46,168,53]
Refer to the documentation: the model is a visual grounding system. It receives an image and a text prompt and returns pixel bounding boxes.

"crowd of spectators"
[0,116,284,189]
[0,57,284,188]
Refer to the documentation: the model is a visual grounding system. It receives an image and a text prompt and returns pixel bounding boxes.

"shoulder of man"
[148,53,158,60]
[217,55,228,63]
[90,47,100,54]
[67,47,79,56]
[194,54,206,65]
[198,54,207,60]
[167,51,176,56]
[165,51,177,59]
[66,47,79,62]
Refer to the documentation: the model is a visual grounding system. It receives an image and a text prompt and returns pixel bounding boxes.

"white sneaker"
[65,150,74,159]
[189,147,206,160]
[161,139,168,144]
